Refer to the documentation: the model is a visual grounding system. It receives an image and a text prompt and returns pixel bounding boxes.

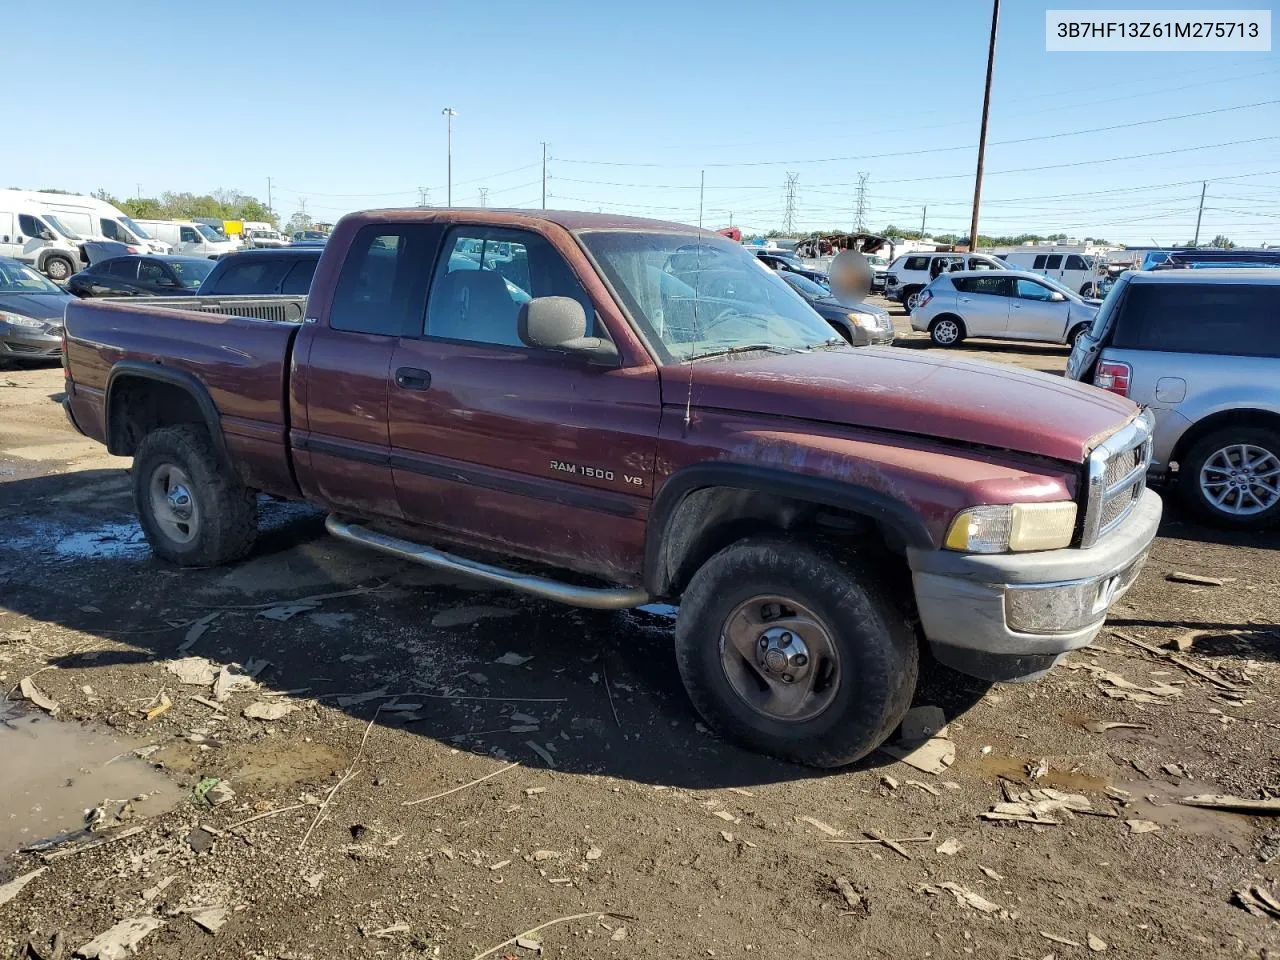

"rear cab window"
[1112,282,1280,357]
[329,225,440,335]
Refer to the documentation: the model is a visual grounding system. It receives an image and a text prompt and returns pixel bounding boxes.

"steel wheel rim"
[1200,443,1280,516]
[149,463,200,543]
[719,594,841,723]
[934,320,958,344]
[47,260,69,280]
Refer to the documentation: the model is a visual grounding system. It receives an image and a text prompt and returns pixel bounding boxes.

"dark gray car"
[780,271,895,346]
[0,257,75,361]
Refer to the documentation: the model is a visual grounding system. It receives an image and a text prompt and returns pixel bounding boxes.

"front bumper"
[0,329,62,359]
[907,487,1162,681]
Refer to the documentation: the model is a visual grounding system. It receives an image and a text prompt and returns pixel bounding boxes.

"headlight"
[0,311,44,329]
[944,501,1078,553]
[847,311,880,329]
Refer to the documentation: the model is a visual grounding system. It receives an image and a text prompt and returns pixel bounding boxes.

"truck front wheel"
[674,537,918,767]
[133,425,258,566]
[44,255,73,282]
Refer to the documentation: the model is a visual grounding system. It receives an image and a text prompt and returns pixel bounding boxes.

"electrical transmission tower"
[854,172,869,232]
[418,187,432,207]
[783,173,799,235]
[478,187,489,208]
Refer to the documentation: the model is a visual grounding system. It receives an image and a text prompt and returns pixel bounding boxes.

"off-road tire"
[674,537,918,767]
[133,425,258,566]
[1179,426,1280,530]
[44,255,73,282]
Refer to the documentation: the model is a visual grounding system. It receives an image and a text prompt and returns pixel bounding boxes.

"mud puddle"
[972,752,1112,793]
[154,739,345,793]
[0,706,185,856]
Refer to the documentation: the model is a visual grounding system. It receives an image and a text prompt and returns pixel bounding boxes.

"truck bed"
[63,297,304,496]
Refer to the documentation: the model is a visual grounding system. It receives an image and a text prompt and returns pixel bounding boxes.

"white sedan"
[910,269,1101,348]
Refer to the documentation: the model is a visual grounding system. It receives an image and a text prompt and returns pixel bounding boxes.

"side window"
[1045,254,1063,269]
[329,224,437,336]
[138,260,167,284]
[1016,278,1054,301]
[968,257,999,271]
[956,276,1010,296]
[106,258,138,279]
[903,256,930,271]
[1065,255,1089,271]
[208,259,289,295]
[1032,255,1047,269]
[280,257,318,295]
[18,214,45,238]
[424,227,593,348]
[179,226,199,243]
[100,218,124,241]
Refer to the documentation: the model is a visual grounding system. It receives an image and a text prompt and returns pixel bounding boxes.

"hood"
[678,347,1137,463]
[0,292,73,322]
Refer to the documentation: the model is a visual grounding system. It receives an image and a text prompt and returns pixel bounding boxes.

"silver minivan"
[1068,269,1280,529]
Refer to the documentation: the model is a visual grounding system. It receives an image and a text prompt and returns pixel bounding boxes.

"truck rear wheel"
[133,425,258,566]
[674,537,918,767]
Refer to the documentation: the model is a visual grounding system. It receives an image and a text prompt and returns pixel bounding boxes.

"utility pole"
[418,187,427,207]
[783,172,799,235]
[698,170,705,230]
[854,172,869,232]
[135,182,141,200]
[920,205,928,241]
[266,176,273,219]
[478,187,489,208]
[968,0,1000,252]
[441,107,457,206]
[541,141,548,210]
[1192,180,1207,246]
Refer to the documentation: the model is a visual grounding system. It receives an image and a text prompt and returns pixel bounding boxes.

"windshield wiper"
[690,343,803,362]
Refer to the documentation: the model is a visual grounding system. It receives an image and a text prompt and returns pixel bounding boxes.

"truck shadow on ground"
[3,469,994,790]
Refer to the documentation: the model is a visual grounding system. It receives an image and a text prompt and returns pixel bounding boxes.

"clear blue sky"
[16,0,1280,244]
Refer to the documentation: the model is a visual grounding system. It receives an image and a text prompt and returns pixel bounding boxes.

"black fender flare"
[104,360,230,465]
[642,462,935,597]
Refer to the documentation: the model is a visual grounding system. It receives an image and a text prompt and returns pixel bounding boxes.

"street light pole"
[968,0,1000,253]
[441,107,457,206]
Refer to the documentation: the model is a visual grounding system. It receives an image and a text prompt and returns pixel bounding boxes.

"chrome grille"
[1080,410,1154,547]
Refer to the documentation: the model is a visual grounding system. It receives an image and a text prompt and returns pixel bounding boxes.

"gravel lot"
[2,304,1279,960]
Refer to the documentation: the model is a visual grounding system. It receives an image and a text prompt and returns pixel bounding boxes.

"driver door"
[1009,277,1069,342]
[387,223,661,583]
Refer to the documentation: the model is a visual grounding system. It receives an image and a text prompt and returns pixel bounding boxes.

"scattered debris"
[1041,931,1082,948]
[1088,932,1109,952]
[880,736,956,775]
[585,846,603,861]
[143,691,172,721]
[1125,819,1161,834]
[74,916,164,960]
[1084,721,1149,733]
[166,656,219,685]
[189,695,224,713]
[368,923,411,940]
[524,787,546,797]
[178,613,221,652]
[19,676,59,714]
[0,867,45,909]
[431,605,517,628]
[1111,631,1243,691]
[1180,795,1280,815]
[797,816,842,837]
[1162,763,1187,778]
[1166,571,1228,587]
[713,810,738,823]
[494,652,533,666]
[900,705,947,742]
[258,601,321,622]
[905,779,941,797]
[35,826,146,862]
[1027,758,1049,781]
[300,709,380,849]
[213,663,262,702]
[470,912,632,960]
[531,850,561,862]
[824,832,935,847]
[525,740,557,769]
[243,701,299,721]
[720,831,734,843]
[194,778,235,807]
[832,876,862,910]
[982,788,1091,824]
[1067,663,1181,703]
[881,775,899,790]
[611,927,628,942]
[140,876,175,903]
[335,687,388,707]
[190,907,229,934]
[1234,885,1280,919]
[917,882,1001,914]
[864,828,913,860]
[403,761,520,807]
[936,838,963,856]
[979,866,1003,881]
[515,936,543,953]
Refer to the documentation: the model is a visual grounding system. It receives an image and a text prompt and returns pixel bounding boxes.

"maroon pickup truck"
[62,209,1161,767]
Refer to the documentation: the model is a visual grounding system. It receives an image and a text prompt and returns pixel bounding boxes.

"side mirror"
[1050,291,1067,302]
[518,296,618,366]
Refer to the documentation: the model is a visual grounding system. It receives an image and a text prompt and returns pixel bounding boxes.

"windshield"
[169,259,215,288]
[0,260,62,294]
[43,214,81,240]
[1035,272,1085,301]
[781,272,833,299]
[195,224,222,242]
[581,231,840,362]
[120,216,150,240]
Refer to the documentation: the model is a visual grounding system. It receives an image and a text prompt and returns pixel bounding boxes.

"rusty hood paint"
[678,347,1138,464]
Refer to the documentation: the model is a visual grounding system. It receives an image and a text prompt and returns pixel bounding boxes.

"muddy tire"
[1179,426,1280,530]
[133,425,258,566]
[674,537,918,767]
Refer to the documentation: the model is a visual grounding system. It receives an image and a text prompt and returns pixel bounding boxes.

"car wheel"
[1067,323,1091,348]
[133,424,259,566]
[1180,426,1280,529]
[44,256,73,282]
[902,288,922,315]
[674,537,918,767]
[929,316,964,347]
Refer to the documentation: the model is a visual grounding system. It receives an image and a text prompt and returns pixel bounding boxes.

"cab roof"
[351,207,705,234]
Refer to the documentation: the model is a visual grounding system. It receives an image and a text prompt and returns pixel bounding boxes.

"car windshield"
[169,259,215,287]
[0,260,62,294]
[581,230,840,362]
[120,216,150,240]
[1035,273,1085,301]
[195,224,222,242]
[43,215,81,240]
[782,272,833,299]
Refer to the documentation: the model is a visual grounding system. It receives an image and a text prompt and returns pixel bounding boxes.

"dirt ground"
[3,307,1280,960]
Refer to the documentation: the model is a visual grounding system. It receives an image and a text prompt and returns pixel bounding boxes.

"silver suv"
[1067,269,1280,529]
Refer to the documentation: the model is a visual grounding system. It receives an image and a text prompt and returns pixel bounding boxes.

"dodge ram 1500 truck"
[62,209,1161,767]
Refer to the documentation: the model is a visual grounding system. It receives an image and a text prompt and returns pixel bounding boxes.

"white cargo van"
[19,191,170,255]
[1002,248,1102,296]
[132,220,238,258]
[0,190,90,280]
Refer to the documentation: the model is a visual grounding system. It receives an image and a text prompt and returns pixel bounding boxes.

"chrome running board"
[325,514,651,610]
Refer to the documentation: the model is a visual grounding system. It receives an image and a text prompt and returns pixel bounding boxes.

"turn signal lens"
[945,502,1077,553]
